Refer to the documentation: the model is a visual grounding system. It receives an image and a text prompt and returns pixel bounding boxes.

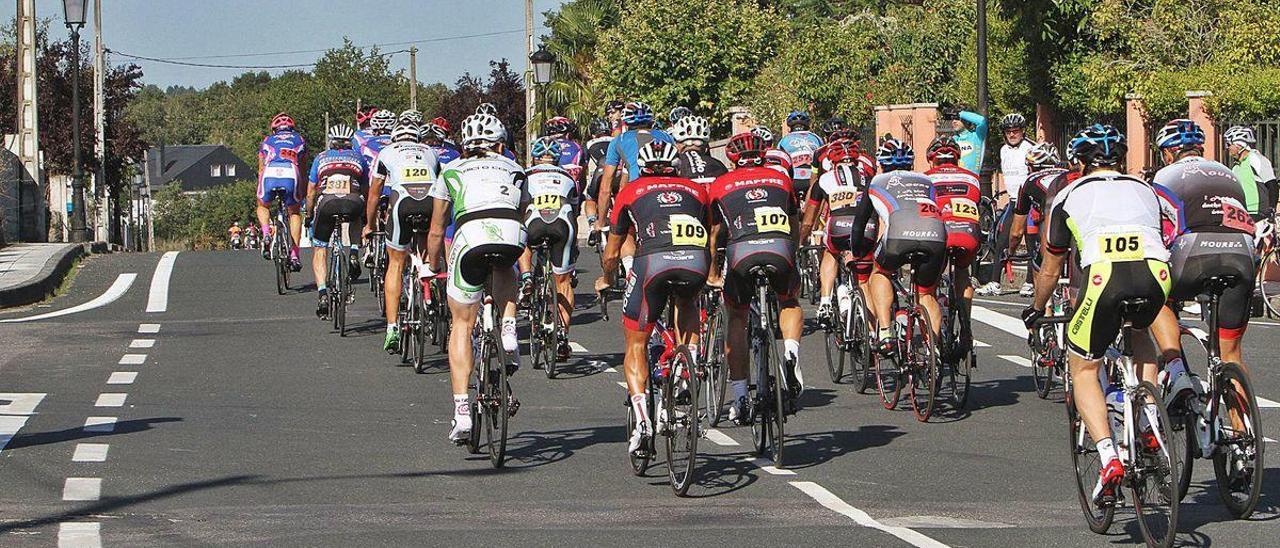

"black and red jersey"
[610,176,711,256]
[925,164,982,225]
[1014,167,1070,217]
[709,166,796,243]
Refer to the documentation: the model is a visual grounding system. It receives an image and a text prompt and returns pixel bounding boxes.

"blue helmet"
[621,101,654,126]
[531,136,562,162]
[875,138,914,169]
[1154,118,1206,150]
[1070,124,1126,167]
[786,111,811,129]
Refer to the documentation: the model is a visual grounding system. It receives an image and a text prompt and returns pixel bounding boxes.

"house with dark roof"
[145,145,255,192]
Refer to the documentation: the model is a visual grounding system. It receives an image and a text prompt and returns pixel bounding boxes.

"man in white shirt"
[977,113,1038,297]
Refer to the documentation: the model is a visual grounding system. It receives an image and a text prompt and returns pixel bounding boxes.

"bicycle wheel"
[434,282,451,352]
[699,294,727,426]
[466,342,484,455]
[849,290,873,394]
[823,308,846,383]
[1067,389,1115,533]
[1131,381,1181,548]
[749,310,772,457]
[413,278,429,373]
[874,346,902,410]
[1258,248,1280,319]
[485,305,510,469]
[1031,325,1055,399]
[1212,362,1264,518]
[664,346,700,496]
[335,248,349,336]
[907,309,938,422]
[274,232,288,295]
[769,332,787,468]
[940,297,972,408]
[543,260,561,379]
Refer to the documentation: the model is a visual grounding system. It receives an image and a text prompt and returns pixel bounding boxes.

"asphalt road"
[0,250,1277,547]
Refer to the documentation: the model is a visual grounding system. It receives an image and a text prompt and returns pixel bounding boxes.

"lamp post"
[528,44,555,161]
[64,0,90,242]
[976,0,989,116]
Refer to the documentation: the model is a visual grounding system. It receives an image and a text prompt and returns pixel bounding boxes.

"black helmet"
[588,118,611,137]
[821,117,847,137]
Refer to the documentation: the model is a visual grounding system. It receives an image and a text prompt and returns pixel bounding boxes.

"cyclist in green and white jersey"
[1224,125,1276,221]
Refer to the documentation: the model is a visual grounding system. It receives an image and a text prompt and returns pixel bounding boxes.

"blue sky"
[5,0,568,89]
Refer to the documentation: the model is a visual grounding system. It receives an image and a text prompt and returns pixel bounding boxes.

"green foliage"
[539,0,621,132]
[152,180,258,248]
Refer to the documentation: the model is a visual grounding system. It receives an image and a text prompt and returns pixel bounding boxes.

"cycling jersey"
[609,175,710,256]
[604,128,676,182]
[1045,172,1170,268]
[709,165,796,244]
[851,171,948,288]
[809,165,869,254]
[675,149,728,185]
[429,141,461,166]
[1153,156,1254,237]
[374,142,440,193]
[258,129,307,207]
[555,137,585,185]
[955,111,988,174]
[430,152,525,227]
[778,130,824,181]
[308,148,368,196]
[763,149,794,179]
[523,164,578,225]
[1231,148,1277,217]
[356,132,391,172]
[926,164,982,267]
[1014,168,1070,217]
[998,139,1036,200]
[583,136,613,199]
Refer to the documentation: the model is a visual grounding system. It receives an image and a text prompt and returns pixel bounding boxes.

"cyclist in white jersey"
[518,136,580,363]
[365,122,441,351]
[427,113,528,444]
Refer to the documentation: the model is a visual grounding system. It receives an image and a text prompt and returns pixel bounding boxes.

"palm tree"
[538,0,619,135]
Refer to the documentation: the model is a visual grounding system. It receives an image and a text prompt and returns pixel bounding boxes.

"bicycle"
[463,260,518,468]
[797,243,823,305]
[697,284,729,427]
[267,189,294,295]
[527,240,565,378]
[1166,275,1264,517]
[393,213,435,373]
[973,190,1009,285]
[745,265,791,468]
[367,227,388,315]
[1062,298,1181,548]
[1030,276,1073,399]
[324,214,357,337]
[872,252,940,422]
[935,247,976,410]
[1252,213,1280,317]
[821,252,857,384]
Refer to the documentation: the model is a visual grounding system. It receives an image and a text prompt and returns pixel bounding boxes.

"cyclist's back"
[376,139,440,251]
[432,151,527,304]
[854,170,948,286]
[608,127,676,182]
[925,163,982,268]
[1015,167,1070,218]
[779,129,823,191]
[710,163,799,308]
[524,162,579,274]
[676,149,728,185]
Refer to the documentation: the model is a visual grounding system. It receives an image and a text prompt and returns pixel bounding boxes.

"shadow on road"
[501,424,625,469]
[3,417,183,452]
[776,425,907,470]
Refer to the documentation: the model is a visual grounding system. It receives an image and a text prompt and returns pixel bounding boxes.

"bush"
[153,179,259,249]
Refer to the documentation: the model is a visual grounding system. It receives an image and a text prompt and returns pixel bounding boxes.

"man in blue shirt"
[592,101,675,278]
[942,106,988,175]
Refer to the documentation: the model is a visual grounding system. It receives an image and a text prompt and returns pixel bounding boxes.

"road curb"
[0,242,110,309]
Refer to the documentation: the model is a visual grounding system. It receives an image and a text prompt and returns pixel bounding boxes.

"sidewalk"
[0,243,99,308]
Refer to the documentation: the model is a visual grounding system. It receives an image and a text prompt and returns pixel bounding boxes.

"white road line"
[751,458,797,476]
[998,355,1032,368]
[0,392,47,414]
[616,381,628,388]
[704,428,739,446]
[970,306,1027,338]
[1257,396,1280,409]
[82,417,117,433]
[107,372,137,385]
[0,415,30,452]
[118,354,147,365]
[129,338,155,348]
[94,394,127,408]
[973,297,1021,307]
[0,274,137,323]
[58,522,102,548]
[72,443,109,462]
[604,367,618,373]
[146,251,179,313]
[1265,437,1277,444]
[791,481,949,548]
[570,342,589,354]
[138,323,161,334]
[62,478,102,501]
[973,340,991,348]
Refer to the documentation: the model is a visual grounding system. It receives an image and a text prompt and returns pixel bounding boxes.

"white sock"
[621,255,634,273]
[819,295,832,306]
[1096,438,1118,463]
[453,394,470,417]
[501,317,518,353]
[387,323,398,332]
[731,379,749,400]
[630,393,650,428]
[784,339,800,364]
[1164,357,1186,379]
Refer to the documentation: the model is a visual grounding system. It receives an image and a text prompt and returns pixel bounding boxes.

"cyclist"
[820,116,847,141]
[924,135,981,350]
[604,99,626,135]
[1007,143,1070,279]
[305,124,368,318]
[426,113,527,444]
[672,116,727,185]
[358,109,395,169]
[424,117,461,165]
[979,113,1038,296]
[475,102,519,160]
[668,105,692,126]
[1021,124,1172,508]
[228,222,243,249]
[801,140,868,326]
[1224,125,1277,221]
[256,113,307,271]
[398,109,424,130]
[594,101,675,275]
[779,111,825,202]
[364,122,440,350]
[594,140,709,457]
[518,136,580,363]
[710,132,807,420]
[583,118,614,247]
[350,106,379,150]
[940,105,988,175]
[850,138,948,354]
[1147,119,1256,395]
[543,116,585,191]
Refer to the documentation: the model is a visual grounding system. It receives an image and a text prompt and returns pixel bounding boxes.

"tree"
[539,0,622,133]
[436,60,527,153]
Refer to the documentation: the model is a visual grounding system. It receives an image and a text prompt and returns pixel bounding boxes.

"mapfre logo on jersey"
[657,191,683,205]
[744,188,768,201]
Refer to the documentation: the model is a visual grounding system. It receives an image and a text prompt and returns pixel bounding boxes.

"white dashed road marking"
[118,354,147,365]
[998,355,1032,368]
[94,393,127,407]
[751,458,797,476]
[129,339,155,348]
[973,339,991,348]
[72,444,109,462]
[107,372,138,385]
[58,522,102,548]
[146,251,180,313]
[138,323,161,334]
[1257,396,1280,409]
[0,274,137,323]
[83,417,117,433]
[62,478,102,501]
[570,342,589,354]
[0,415,30,452]
[0,392,47,414]
[970,306,1026,338]
[704,428,739,446]
[791,481,949,548]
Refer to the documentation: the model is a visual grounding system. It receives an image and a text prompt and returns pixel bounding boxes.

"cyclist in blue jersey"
[350,106,379,154]
[594,101,675,278]
[543,116,585,192]
[256,113,308,271]
[779,111,825,202]
[305,123,368,317]
[358,110,395,183]
[941,106,988,175]
[425,117,461,166]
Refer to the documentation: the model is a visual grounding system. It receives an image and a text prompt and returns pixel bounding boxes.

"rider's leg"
[1148,305,1186,379]
[287,207,303,255]
[255,202,271,236]
[725,304,749,381]
[820,251,837,300]
[384,247,407,324]
[555,272,574,335]
[869,270,894,332]
[311,246,328,291]
[446,298,479,438]
[917,287,943,338]
[493,266,520,356]
[623,325,653,439]
[1070,354,1116,450]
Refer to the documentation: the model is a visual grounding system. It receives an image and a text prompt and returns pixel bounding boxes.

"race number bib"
[793,167,812,180]
[1221,199,1255,235]
[828,190,859,211]
[1097,232,1144,261]
[948,197,980,221]
[263,166,297,181]
[753,206,790,234]
[669,214,708,247]
[532,194,563,211]
[401,166,434,183]
[323,174,352,195]
[917,200,942,219]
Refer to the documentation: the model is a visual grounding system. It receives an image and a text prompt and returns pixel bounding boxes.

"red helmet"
[726,132,768,166]
[825,139,861,166]
[270,113,295,132]
[355,106,380,128]
[927,135,961,164]
[430,117,452,135]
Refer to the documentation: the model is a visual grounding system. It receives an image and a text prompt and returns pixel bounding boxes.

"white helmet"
[391,122,421,143]
[369,109,396,133]
[750,125,774,146]
[636,140,678,173]
[1223,125,1256,146]
[673,116,710,144]
[461,114,506,150]
[475,102,498,117]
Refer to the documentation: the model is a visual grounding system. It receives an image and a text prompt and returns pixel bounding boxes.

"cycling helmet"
[1024,142,1061,169]
[927,135,962,164]
[1065,136,1082,166]
[1223,125,1257,145]
[621,101,654,126]
[1069,124,1126,167]
[668,106,692,124]
[398,109,424,126]
[999,113,1027,130]
[475,102,498,116]
[726,132,768,166]
[876,138,915,169]
[827,128,858,143]
[327,123,354,144]
[430,116,451,134]
[356,106,379,128]
[673,116,711,144]
[531,136,563,163]
[369,109,396,133]
[460,114,505,150]
[1154,118,1206,150]
[391,122,421,143]
[750,125,775,146]
[604,100,625,116]
[820,116,847,137]
[786,111,811,130]
[543,116,574,137]
[270,113,295,132]
[636,140,678,174]
[825,140,861,166]
[588,118,611,137]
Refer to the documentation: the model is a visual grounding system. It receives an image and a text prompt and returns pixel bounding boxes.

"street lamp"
[530,45,555,86]
[63,0,90,242]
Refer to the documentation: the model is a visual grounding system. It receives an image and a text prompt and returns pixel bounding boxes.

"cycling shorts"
[793,177,812,204]
[526,216,579,276]
[447,217,526,305]
[1068,259,1171,360]
[386,185,433,252]
[724,237,800,310]
[1168,232,1255,340]
[259,168,303,209]
[824,215,856,255]
[944,220,980,269]
[622,249,710,332]
[874,216,947,291]
[309,194,365,248]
